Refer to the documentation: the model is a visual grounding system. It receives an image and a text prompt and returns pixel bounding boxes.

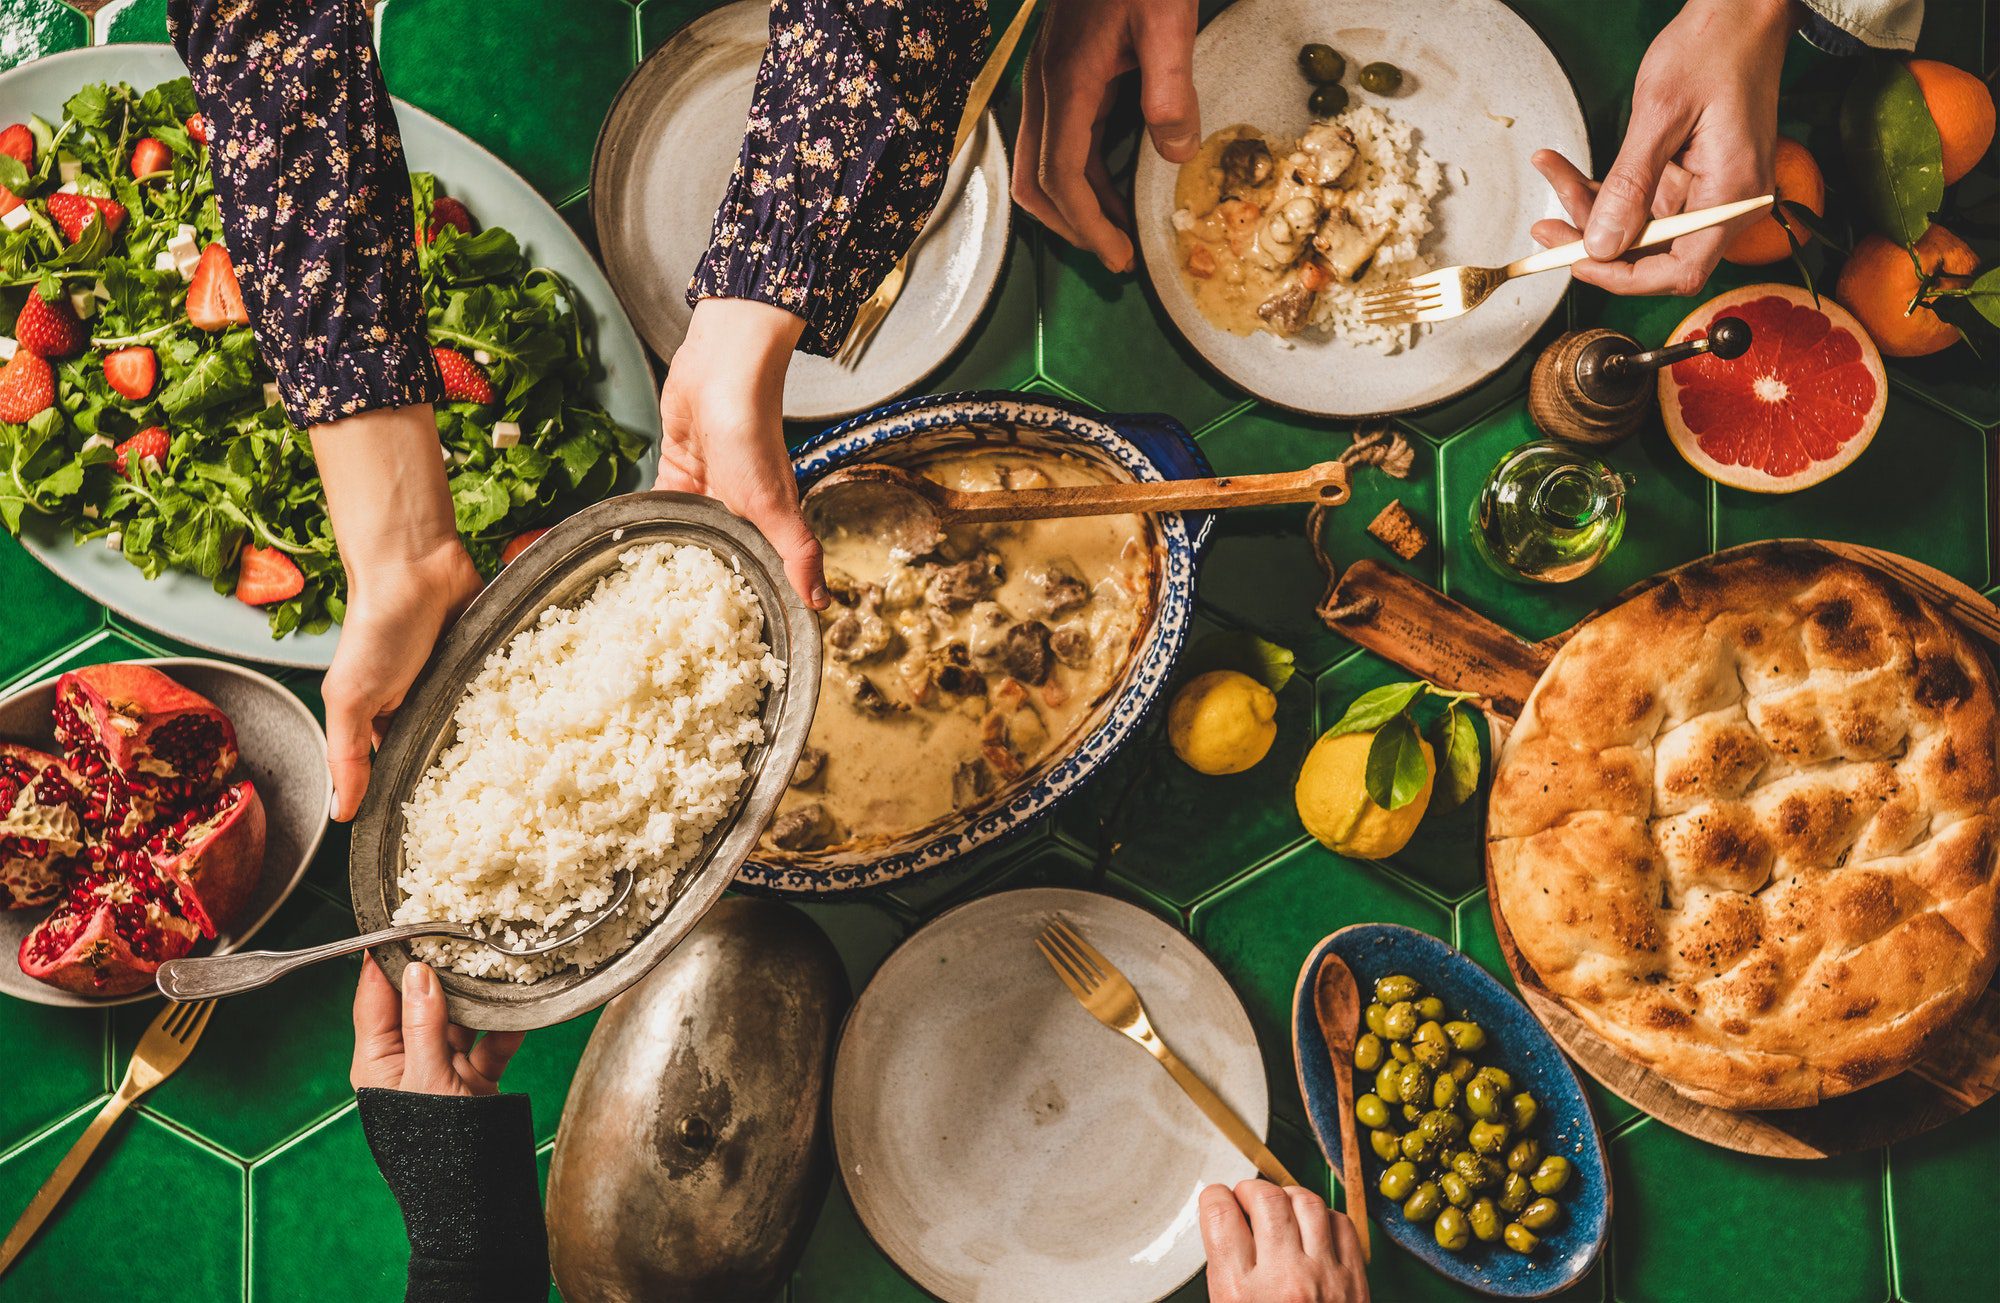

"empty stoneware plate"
[1293,924,1609,1297]
[832,887,1267,1303]
[0,657,329,1008]
[1133,0,1589,417]
[591,0,1011,421]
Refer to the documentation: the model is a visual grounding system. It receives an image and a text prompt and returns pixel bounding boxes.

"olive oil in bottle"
[1471,441,1631,584]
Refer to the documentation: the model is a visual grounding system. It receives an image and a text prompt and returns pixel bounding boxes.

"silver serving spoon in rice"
[152,868,638,1001]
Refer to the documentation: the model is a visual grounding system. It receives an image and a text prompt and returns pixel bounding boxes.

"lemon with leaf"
[1297,679,1482,859]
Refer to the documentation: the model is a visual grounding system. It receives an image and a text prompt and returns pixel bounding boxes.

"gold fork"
[1036,917,1299,1188]
[0,999,216,1278]
[836,0,1041,366]
[1359,193,1774,327]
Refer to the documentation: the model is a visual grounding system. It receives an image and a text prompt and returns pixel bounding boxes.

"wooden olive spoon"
[1313,954,1373,1264]
[804,460,1350,556]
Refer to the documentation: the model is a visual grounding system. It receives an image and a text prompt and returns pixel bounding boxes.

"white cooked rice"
[395,541,781,983]
[1309,104,1443,354]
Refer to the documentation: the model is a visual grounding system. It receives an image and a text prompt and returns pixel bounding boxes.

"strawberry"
[0,350,54,423]
[186,244,249,331]
[104,346,159,401]
[185,114,210,146]
[234,545,304,606]
[113,426,170,478]
[423,196,475,244]
[432,346,493,403]
[1,123,36,217]
[499,527,550,566]
[130,136,171,180]
[45,191,126,244]
[15,289,85,359]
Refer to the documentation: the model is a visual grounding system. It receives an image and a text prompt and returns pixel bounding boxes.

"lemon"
[1296,730,1435,859]
[1168,670,1279,775]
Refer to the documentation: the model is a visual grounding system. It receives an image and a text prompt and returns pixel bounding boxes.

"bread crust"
[1488,544,2000,1110]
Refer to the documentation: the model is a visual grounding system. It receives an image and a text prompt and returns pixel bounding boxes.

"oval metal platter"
[349,491,820,1031]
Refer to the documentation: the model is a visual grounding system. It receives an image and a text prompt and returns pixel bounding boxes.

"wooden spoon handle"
[942,462,1350,521]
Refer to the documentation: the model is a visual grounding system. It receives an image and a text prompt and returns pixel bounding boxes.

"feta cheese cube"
[57,159,80,184]
[175,223,198,241]
[166,230,199,262]
[142,456,160,475]
[81,504,98,520]
[0,337,14,361]
[441,445,452,462]
[105,531,123,552]
[55,182,78,195]
[68,288,95,319]
[90,278,110,302]
[174,250,199,281]
[471,349,492,365]
[80,435,113,455]
[153,250,179,273]
[489,420,521,449]
[1,205,31,232]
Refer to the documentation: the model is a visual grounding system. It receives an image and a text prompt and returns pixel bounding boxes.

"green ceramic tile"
[933,224,1040,395]
[1888,1106,2000,1302]
[250,1106,411,1302]
[1436,402,1710,642]
[0,1110,242,1300]
[503,1005,604,1147]
[0,1002,104,1156]
[881,818,1053,918]
[378,0,637,204]
[1314,650,1489,901]
[791,1178,931,1303]
[1611,1121,1886,1303]
[0,534,106,687]
[1193,843,1449,1126]
[113,891,361,1160]
[637,0,716,55]
[978,839,1184,926]
[0,1,88,74]
[1039,239,1241,432]
[32,629,160,678]
[788,898,907,994]
[1713,395,1990,590]
[98,0,169,45]
[304,811,354,907]
[557,191,600,260]
[1196,408,1436,674]
[1400,342,1545,445]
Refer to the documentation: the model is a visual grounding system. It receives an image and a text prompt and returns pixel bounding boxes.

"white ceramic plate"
[2,45,661,670]
[590,0,1011,423]
[831,888,1266,1303]
[1133,0,1589,417]
[0,657,329,1008]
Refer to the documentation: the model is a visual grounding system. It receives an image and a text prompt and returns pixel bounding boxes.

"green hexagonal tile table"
[0,3,1993,1301]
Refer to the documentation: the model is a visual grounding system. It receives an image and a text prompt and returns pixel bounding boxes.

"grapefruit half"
[1658,284,1887,494]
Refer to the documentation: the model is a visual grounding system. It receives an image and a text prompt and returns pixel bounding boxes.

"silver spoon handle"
[153,922,474,1001]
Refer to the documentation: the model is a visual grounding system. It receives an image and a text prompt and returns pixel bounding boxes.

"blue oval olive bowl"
[736,390,1212,896]
[1293,925,1609,1298]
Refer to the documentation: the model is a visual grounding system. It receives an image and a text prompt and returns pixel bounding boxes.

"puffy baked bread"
[1489,544,2000,1110]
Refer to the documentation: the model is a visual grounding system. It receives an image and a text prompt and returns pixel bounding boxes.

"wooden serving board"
[1317,539,2000,1159]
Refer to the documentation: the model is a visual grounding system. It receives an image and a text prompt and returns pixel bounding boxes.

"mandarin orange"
[1723,136,1825,265]
[1908,59,1995,184]
[1834,225,1979,357]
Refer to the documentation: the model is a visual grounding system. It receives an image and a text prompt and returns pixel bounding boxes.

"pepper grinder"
[1527,316,1752,445]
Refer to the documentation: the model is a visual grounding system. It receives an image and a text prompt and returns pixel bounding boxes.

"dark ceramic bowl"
[1293,924,1609,1297]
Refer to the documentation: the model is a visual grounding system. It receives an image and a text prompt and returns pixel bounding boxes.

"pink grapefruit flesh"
[1658,284,1887,494]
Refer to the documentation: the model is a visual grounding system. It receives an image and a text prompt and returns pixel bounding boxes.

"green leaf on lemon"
[1963,268,2000,330]
[1432,707,1482,810]
[1840,56,1944,245]
[1363,714,1430,811]
[1330,681,1427,737]
[1182,630,1297,693]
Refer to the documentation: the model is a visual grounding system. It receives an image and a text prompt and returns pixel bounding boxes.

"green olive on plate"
[1531,1154,1573,1196]
[1298,43,1346,85]
[1503,1222,1540,1254]
[1360,61,1404,94]
[1356,1094,1390,1129]
[1308,83,1350,119]
[1520,1197,1562,1231]
[1468,1197,1502,1243]
[1434,1205,1471,1250]
[1403,1181,1443,1222]
[1379,1160,1420,1201]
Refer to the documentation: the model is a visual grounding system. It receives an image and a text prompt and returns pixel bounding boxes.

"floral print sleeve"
[690,0,988,356]
[167,0,441,424]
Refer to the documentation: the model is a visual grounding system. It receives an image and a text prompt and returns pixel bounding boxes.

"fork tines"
[1036,917,1104,996]
[155,998,215,1042]
[1358,273,1448,326]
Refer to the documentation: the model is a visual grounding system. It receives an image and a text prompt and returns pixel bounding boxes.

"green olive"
[1530,1155,1573,1196]
[1400,1129,1435,1163]
[1469,1120,1510,1155]
[1379,1160,1419,1201]
[1370,1128,1401,1162]
[1383,1001,1418,1041]
[1434,1205,1471,1251]
[1506,1137,1542,1174]
[1353,1033,1385,1072]
[1503,1222,1540,1254]
[1477,1066,1514,1093]
[1420,1109,1465,1148]
[1431,1071,1460,1110]
[1520,1197,1561,1231]
[1403,1181,1443,1223]
[1468,1197,1502,1243]
[1402,1103,1423,1124]
[1374,974,1420,1004]
[1412,1021,1450,1068]
[1415,995,1447,1021]
[1499,1171,1533,1213]
[1390,1041,1414,1064]
[1359,61,1404,94]
[1447,1054,1477,1084]
[1440,1171,1472,1207]
[1297,42,1346,85]
[1509,1092,1539,1131]
[1451,1150,1503,1190]
[1444,1020,1487,1051]
[1397,1062,1431,1106]
[1364,1002,1391,1038]
[1355,1094,1390,1129]
[1464,1076,1500,1121]
[1307,83,1349,119]
[1375,1063,1402,1104]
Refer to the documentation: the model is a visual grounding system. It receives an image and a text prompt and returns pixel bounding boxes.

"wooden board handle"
[1317,561,1548,717]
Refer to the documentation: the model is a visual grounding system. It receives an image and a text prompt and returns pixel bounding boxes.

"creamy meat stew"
[767,448,1154,855]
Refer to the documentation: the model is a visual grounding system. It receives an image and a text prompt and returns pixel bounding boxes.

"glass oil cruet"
[1471,441,1632,584]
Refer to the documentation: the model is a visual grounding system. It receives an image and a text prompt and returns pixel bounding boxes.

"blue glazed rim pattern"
[734,389,1213,896]
[1292,924,1610,1299]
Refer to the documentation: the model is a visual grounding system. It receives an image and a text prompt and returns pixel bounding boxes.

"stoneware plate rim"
[1292,923,1609,1297]
[0,656,329,1009]
[1132,0,1590,418]
[832,887,1267,1303]
[2,44,660,670]
[349,491,821,1032]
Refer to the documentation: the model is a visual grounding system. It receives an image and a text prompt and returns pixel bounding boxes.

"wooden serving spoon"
[803,460,1350,557]
[1313,954,1373,1264]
